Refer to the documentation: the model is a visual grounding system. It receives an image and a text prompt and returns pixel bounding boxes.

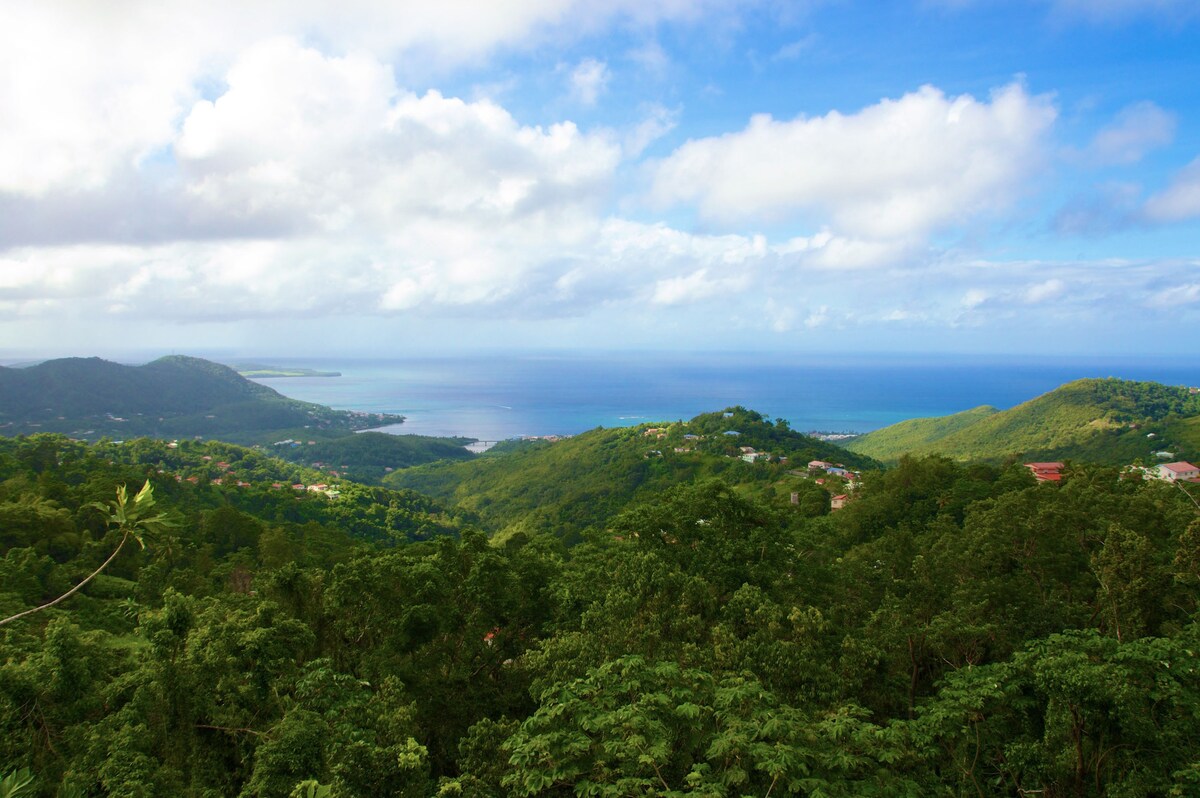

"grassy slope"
[841,405,999,463]
[385,406,880,540]
[844,378,1200,465]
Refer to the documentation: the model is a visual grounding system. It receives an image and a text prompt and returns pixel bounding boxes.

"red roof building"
[1025,462,1065,483]
[1158,461,1200,482]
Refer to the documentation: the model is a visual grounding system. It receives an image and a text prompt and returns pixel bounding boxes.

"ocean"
[247,352,1200,443]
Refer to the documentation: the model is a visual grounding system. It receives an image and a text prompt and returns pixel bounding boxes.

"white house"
[1157,462,1200,482]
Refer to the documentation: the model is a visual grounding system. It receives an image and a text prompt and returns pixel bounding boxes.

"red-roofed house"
[1157,461,1200,482]
[1025,462,1065,483]
[831,494,848,510]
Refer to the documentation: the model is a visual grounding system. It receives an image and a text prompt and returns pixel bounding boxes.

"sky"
[2,0,1199,359]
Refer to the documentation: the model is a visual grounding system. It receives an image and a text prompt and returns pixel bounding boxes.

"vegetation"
[268,432,476,485]
[3,389,1200,795]
[385,406,879,542]
[845,378,1200,464]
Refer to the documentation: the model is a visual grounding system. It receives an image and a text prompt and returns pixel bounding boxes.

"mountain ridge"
[843,377,1200,464]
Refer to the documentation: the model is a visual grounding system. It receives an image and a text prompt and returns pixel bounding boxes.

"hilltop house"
[1157,461,1200,482]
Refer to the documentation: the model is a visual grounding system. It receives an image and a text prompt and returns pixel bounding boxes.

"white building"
[1157,461,1200,482]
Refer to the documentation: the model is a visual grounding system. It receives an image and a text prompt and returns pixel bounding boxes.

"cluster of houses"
[804,460,861,511]
[150,447,344,498]
[1125,460,1200,483]
[1026,460,1200,484]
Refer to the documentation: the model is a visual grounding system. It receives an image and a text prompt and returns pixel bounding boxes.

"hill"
[0,355,403,442]
[384,405,881,541]
[844,377,1200,464]
[268,431,476,484]
[6,430,1200,795]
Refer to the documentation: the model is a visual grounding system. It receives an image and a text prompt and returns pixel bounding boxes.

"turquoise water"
[247,352,1200,442]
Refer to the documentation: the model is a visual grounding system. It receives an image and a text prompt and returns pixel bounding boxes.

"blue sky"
[1,0,1198,359]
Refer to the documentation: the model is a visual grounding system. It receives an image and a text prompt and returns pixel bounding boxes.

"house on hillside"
[1025,462,1065,483]
[1157,461,1200,482]
[831,494,848,510]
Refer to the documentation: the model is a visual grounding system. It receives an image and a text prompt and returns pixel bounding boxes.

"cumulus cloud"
[1143,157,1200,223]
[2,3,1195,354]
[647,82,1056,242]
[0,0,730,197]
[172,39,621,236]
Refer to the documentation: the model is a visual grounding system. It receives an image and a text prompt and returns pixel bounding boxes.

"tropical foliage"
[3,425,1200,795]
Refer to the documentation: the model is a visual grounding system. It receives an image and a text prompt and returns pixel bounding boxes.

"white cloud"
[651,268,745,304]
[803,305,830,328]
[0,0,730,197]
[624,104,679,157]
[756,299,794,332]
[171,38,620,237]
[1085,101,1175,165]
[961,288,990,308]
[1143,157,1200,223]
[628,39,671,78]
[1147,283,1200,307]
[648,82,1056,241]
[772,35,817,61]
[1023,278,1066,303]
[569,58,611,106]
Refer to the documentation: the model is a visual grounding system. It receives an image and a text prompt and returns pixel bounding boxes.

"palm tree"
[0,481,175,627]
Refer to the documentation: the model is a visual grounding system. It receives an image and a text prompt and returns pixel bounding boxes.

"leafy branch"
[0,481,175,627]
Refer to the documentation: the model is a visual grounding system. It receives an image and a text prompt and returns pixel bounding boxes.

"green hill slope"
[384,406,880,540]
[840,405,1000,463]
[844,378,1200,464]
[0,355,403,441]
[270,431,476,484]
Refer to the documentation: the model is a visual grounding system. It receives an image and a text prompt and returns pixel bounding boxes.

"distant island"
[234,363,342,378]
[0,355,396,442]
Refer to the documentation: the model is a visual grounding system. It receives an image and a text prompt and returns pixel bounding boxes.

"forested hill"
[844,377,1200,464]
[0,356,402,441]
[5,433,1200,795]
[384,406,880,542]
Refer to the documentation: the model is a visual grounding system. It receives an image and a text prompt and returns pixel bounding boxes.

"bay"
[247,352,1200,443]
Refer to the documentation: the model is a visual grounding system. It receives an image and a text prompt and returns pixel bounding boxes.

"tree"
[0,481,173,627]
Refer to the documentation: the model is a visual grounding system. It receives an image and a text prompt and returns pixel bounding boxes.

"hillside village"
[1025,459,1200,485]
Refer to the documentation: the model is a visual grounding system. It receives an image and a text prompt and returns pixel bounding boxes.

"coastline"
[247,353,1200,445]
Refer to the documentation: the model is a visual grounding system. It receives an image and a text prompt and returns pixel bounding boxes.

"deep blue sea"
[247,352,1200,442]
